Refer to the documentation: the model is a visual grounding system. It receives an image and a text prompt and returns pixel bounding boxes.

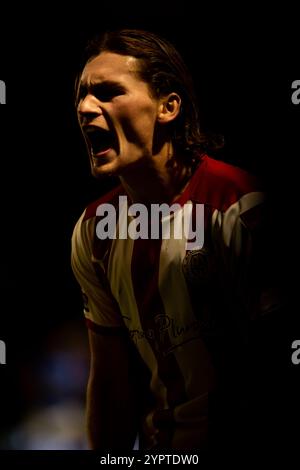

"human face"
[77,52,161,177]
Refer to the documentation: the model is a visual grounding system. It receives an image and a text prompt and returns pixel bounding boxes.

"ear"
[157,93,181,124]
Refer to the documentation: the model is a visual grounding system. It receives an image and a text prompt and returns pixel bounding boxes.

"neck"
[119,144,192,205]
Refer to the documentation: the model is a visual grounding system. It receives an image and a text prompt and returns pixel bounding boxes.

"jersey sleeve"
[71,210,125,330]
[212,191,281,322]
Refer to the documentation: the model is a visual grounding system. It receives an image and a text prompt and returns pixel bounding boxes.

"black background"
[0,4,299,457]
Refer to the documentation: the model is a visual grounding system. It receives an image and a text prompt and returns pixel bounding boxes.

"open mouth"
[84,126,116,156]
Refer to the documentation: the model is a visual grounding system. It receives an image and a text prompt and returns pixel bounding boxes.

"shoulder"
[190,155,263,212]
[72,184,124,260]
[72,184,124,239]
[83,184,125,222]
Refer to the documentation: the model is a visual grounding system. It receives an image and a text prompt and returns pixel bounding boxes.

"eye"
[93,84,126,102]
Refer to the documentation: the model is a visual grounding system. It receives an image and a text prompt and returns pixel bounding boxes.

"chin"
[90,161,121,178]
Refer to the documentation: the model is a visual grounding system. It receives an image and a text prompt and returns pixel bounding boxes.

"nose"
[77,94,102,120]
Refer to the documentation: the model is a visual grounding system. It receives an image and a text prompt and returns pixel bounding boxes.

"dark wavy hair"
[76,29,222,163]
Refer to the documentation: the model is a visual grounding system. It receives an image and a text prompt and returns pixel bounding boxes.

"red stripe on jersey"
[131,238,188,415]
[178,155,262,211]
[85,185,125,271]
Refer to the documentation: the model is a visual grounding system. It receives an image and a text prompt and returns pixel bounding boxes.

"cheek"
[122,110,155,144]
[116,98,158,140]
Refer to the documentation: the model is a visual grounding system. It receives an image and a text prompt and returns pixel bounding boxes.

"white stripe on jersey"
[212,191,264,249]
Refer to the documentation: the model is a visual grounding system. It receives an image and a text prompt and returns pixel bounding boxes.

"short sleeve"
[71,210,125,330]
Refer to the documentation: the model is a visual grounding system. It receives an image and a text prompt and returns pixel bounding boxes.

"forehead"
[80,51,141,84]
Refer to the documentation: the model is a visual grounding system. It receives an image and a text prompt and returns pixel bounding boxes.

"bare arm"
[86,328,138,450]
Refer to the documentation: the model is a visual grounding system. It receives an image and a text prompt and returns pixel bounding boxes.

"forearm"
[86,374,138,450]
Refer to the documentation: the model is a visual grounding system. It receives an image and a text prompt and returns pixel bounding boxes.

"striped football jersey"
[71,155,278,448]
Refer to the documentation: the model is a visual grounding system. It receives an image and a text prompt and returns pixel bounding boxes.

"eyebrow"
[79,79,126,93]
